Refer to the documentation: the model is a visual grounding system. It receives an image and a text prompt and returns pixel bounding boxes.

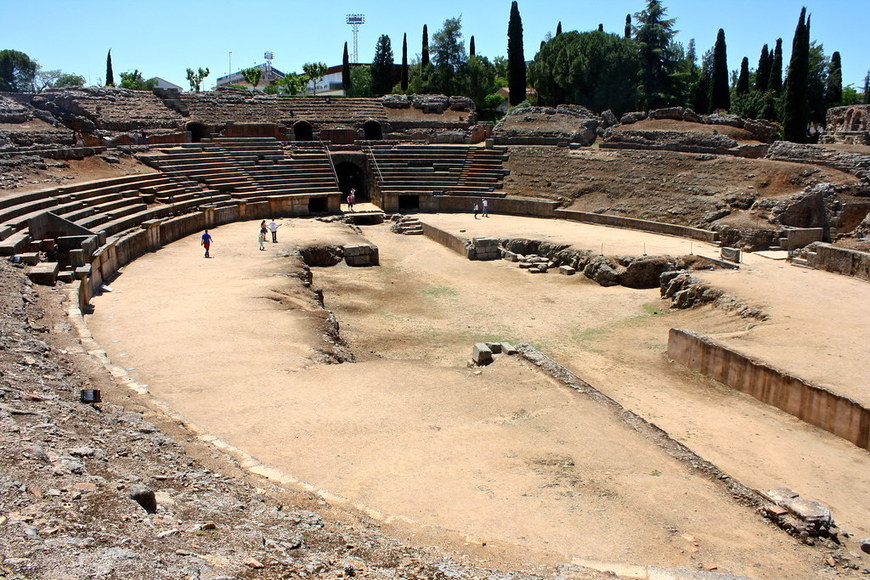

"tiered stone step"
[391,215,424,235]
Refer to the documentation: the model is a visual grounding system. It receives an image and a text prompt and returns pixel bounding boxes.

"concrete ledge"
[667,328,869,450]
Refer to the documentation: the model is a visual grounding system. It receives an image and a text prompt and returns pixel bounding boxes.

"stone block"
[75,264,92,280]
[28,262,60,286]
[18,252,40,265]
[503,250,518,262]
[69,248,86,267]
[472,343,493,366]
[500,343,518,355]
[57,270,75,283]
[485,342,502,354]
[559,265,576,275]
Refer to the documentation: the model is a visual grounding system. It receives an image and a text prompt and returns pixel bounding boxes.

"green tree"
[529,30,639,115]
[33,68,63,92]
[493,56,508,87]
[342,42,351,93]
[688,48,713,114]
[770,38,783,93]
[54,72,86,88]
[371,35,395,96]
[270,73,307,96]
[782,8,810,142]
[464,55,498,107]
[710,29,729,111]
[864,70,870,104]
[736,57,749,96]
[347,65,373,97]
[469,35,476,57]
[624,14,631,39]
[0,49,37,92]
[401,33,409,91]
[302,62,327,95]
[507,1,526,106]
[755,44,771,91]
[421,24,430,69]
[119,70,156,90]
[185,67,209,92]
[634,0,681,109]
[431,17,467,96]
[106,49,114,87]
[806,41,828,126]
[826,51,842,107]
[556,22,562,37]
[241,67,262,90]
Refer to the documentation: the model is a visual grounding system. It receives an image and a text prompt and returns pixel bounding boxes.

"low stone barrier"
[667,328,869,450]
[342,244,379,266]
[420,223,468,256]
[432,196,560,218]
[804,242,870,281]
[555,209,719,243]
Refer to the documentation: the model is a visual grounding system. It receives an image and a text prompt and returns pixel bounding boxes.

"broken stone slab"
[503,251,519,262]
[472,343,493,366]
[518,262,534,269]
[485,342,502,354]
[28,262,60,286]
[559,265,576,275]
[760,487,834,536]
[500,343,518,355]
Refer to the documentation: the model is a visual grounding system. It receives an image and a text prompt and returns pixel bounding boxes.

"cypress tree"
[736,57,750,95]
[422,25,429,69]
[755,44,770,91]
[556,21,562,36]
[711,28,730,111]
[598,24,604,32]
[507,1,526,106]
[371,34,394,97]
[401,34,409,91]
[783,8,810,142]
[826,51,842,106]
[770,38,783,93]
[106,49,114,87]
[864,71,870,104]
[342,42,351,92]
[469,35,475,57]
[624,14,631,39]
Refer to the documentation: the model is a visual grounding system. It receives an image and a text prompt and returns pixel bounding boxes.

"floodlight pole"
[346,14,366,63]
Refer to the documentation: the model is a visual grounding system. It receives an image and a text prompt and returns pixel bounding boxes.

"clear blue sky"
[5,0,867,92]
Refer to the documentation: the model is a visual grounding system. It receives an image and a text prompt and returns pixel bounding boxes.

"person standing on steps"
[201,229,213,258]
[482,198,489,218]
[267,219,280,243]
[347,188,356,212]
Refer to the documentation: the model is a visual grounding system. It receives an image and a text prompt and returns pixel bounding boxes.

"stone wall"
[667,328,869,450]
[766,141,870,183]
[822,105,870,145]
[802,242,870,281]
[555,209,719,243]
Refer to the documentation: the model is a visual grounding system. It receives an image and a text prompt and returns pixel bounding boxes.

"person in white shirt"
[267,219,280,243]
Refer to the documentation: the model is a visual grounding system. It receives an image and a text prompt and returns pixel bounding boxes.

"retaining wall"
[556,209,719,243]
[431,196,560,218]
[667,328,869,450]
[420,223,469,257]
[805,243,870,281]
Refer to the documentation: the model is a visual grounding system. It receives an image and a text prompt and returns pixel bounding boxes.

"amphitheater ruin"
[1,88,869,579]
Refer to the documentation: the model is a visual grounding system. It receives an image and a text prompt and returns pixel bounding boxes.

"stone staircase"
[391,214,424,235]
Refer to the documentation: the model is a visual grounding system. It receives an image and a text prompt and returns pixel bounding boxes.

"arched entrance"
[187,122,209,142]
[293,121,314,141]
[335,161,367,201]
[363,120,383,140]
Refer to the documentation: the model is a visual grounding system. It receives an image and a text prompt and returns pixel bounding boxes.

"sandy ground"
[85,215,870,577]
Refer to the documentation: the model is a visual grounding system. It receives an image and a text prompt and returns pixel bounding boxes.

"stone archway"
[363,120,383,140]
[335,161,367,201]
[187,122,209,143]
[294,121,314,141]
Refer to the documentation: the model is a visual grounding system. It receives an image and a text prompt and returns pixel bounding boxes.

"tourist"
[201,229,213,258]
[268,219,280,243]
[473,201,480,219]
[258,227,266,251]
[259,220,268,238]
[482,198,489,218]
[347,188,356,212]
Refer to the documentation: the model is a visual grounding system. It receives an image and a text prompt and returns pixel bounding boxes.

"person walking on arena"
[201,229,213,258]
[268,219,280,243]
[482,198,489,218]
[473,201,480,219]
[258,226,266,251]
